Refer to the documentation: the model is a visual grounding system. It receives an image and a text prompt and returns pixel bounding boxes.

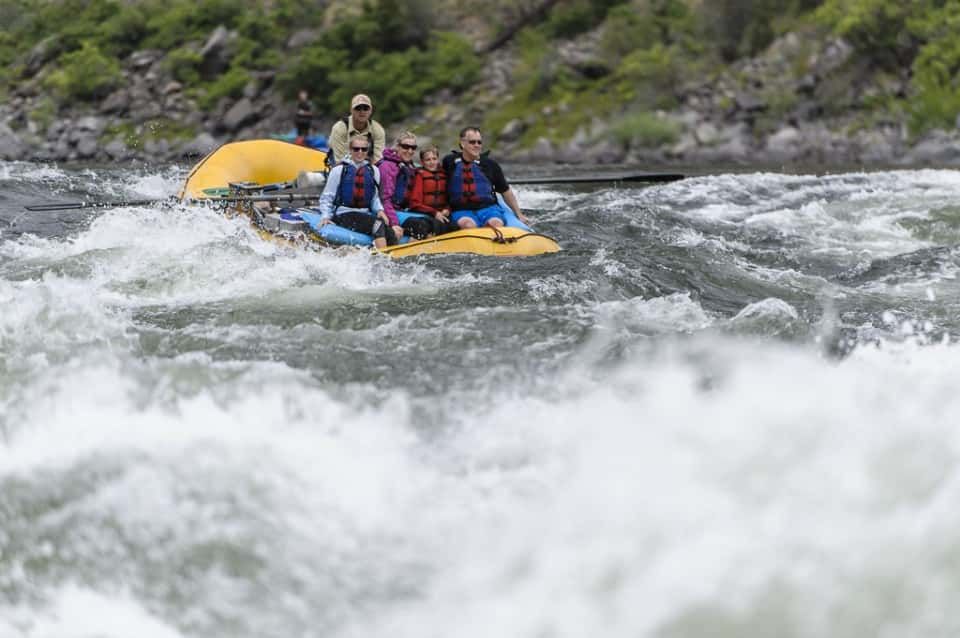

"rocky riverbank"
[3,23,960,169]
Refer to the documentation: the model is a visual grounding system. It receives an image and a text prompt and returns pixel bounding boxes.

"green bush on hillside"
[45,41,122,101]
[281,31,480,121]
[610,110,681,147]
[907,5,960,132]
[815,0,923,69]
[544,0,628,39]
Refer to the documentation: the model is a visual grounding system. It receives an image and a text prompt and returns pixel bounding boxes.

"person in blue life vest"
[442,126,528,230]
[376,131,419,242]
[316,139,397,249]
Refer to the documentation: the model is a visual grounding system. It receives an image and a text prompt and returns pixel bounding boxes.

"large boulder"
[0,123,25,160]
[200,26,235,77]
[222,98,259,132]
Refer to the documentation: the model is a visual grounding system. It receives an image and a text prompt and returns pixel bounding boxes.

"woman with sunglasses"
[315,138,397,249]
[327,93,386,164]
[443,126,528,230]
[375,131,422,242]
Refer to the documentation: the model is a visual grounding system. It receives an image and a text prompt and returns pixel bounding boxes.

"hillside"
[2,0,960,167]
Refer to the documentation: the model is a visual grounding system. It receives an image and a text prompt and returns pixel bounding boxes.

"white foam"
[0,586,184,638]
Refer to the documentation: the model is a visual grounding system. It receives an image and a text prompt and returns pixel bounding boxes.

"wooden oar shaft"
[511,173,685,185]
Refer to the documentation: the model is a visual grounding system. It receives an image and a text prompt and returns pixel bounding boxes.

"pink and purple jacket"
[376,147,415,226]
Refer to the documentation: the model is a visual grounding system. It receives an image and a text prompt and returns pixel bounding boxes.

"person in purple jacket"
[376,131,420,242]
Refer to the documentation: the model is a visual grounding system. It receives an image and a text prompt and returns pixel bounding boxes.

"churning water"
[2,161,960,637]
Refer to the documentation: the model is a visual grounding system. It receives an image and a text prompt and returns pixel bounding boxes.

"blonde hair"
[394,130,417,146]
[419,145,439,161]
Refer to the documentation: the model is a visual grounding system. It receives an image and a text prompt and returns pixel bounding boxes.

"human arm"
[317,166,342,222]
[328,121,348,165]
[487,159,528,223]
[378,161,400,225]
[371,121,387,163]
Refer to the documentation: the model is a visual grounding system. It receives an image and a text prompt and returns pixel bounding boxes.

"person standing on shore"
[442,126,527,229]
[294,89,313,145]
[328,93,386,164]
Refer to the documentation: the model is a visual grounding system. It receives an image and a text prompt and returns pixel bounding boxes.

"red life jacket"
[415,167,448,209]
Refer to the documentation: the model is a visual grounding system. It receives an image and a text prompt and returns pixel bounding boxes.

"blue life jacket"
[392,165,414,207]
[448,159,496,209]
[333,162,377,210]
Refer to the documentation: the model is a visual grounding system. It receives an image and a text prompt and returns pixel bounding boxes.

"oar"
[192,192,322,205]
[24,189,313,212]
[511,172,685,185]
[24,197,175,211]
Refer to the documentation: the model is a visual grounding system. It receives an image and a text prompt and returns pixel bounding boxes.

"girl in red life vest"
[406,146,455,238]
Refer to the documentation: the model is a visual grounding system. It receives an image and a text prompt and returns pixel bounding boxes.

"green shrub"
[610,111,680,147]
[197,66,250,110]
[45,41,122,101]
[544,0,627,39]
[907,5,960,132]
[815,0,925,69]
[165,47,203,85]
[29,96,57,133]
[279,30,479,123]
[613,43,683,109]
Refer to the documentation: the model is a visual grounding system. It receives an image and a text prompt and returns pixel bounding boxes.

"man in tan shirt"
[328,93,386,164]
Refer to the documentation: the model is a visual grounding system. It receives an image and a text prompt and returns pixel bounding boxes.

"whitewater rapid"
[2,162,960,637]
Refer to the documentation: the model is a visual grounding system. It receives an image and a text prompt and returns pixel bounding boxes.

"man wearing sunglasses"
[328,93,386,164]
[443,126,528,230]
[315,138,397,249]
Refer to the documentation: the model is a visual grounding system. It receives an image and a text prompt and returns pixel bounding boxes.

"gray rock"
[222,98,259,132]
[735,92,767,113]
[104,139,130,160]
[499,118,525,142]
[200,26,234,77]
[287,29,320,49]
[180,132,219,158]
[75,116,105,133]
[76,136,99,158]
[906,130,960,165]
[100,89,131,114]
[24,36,62,75]
[765,126,801,157]
[694,121,720,145]
[129,50,163,70]
[143,138,170,156]
[162,81,183,96]
[0,123,25,160]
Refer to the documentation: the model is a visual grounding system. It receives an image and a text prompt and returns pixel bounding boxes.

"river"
[2,160,959,637]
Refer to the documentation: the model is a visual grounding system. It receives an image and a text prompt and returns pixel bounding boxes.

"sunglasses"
[399,143,417,150]
[353,104,371,111]
[463,139,483,145]
[351,146,369,152]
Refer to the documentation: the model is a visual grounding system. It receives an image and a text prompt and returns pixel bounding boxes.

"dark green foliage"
[544,0,629,39]
[280,31,480,121]
[45,42,122,101]
[815,0,922,69]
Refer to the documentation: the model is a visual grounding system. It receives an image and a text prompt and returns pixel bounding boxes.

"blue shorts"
[452,205,506,227]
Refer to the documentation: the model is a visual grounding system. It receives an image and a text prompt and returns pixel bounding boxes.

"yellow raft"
[180,139,560,258]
